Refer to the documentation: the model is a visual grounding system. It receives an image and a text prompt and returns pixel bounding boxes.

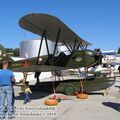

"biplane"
[1,13,115,95]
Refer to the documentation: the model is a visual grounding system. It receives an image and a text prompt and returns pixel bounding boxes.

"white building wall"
[20,39,55,58]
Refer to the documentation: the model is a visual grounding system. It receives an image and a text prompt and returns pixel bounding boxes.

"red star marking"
[23,61,30,67]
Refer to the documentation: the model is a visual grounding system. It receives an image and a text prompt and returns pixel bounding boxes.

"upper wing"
[19,13,91,46]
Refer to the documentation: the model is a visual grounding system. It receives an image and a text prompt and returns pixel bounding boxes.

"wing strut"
[76,40,88,51]
[63,42,72,53]
[37,31,46,64]
[44,32,50,57]
[52,28,61,65]
[73,38,77,52]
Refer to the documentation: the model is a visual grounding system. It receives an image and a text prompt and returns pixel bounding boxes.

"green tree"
[117,47,120,54]
[13,48,20,56]
[5,48,14,53]
[0,44,5,56]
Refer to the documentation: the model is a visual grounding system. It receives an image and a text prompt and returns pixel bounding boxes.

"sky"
[0,0,120,51]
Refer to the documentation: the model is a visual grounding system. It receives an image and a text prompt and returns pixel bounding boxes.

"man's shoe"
[8,113,15,119]
[0,116,5,119]
[24,101,27,104]
[0,114,5,119]
[8,116,15,119]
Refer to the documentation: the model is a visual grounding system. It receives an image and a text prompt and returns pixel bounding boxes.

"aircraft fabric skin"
[0,13,115,94]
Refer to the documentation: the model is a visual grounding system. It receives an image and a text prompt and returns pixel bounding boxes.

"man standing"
[0,60,15,119]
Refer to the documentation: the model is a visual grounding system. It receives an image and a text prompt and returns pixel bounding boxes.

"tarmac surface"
[2,76,120,120]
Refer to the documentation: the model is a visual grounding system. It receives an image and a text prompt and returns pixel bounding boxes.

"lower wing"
[12,65,68,72]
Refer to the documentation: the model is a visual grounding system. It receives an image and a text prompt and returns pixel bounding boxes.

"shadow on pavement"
[15,91,51,100]
[102,102,120,112]
[86,92,103,95]
[115,85,120,89]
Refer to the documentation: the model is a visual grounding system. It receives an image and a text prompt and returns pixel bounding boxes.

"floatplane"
[0,13,115,96]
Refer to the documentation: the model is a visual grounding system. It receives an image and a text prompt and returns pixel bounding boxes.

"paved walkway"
[2,77,120,120]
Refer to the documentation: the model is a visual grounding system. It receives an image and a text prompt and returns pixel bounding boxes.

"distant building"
[20,39,55,58]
